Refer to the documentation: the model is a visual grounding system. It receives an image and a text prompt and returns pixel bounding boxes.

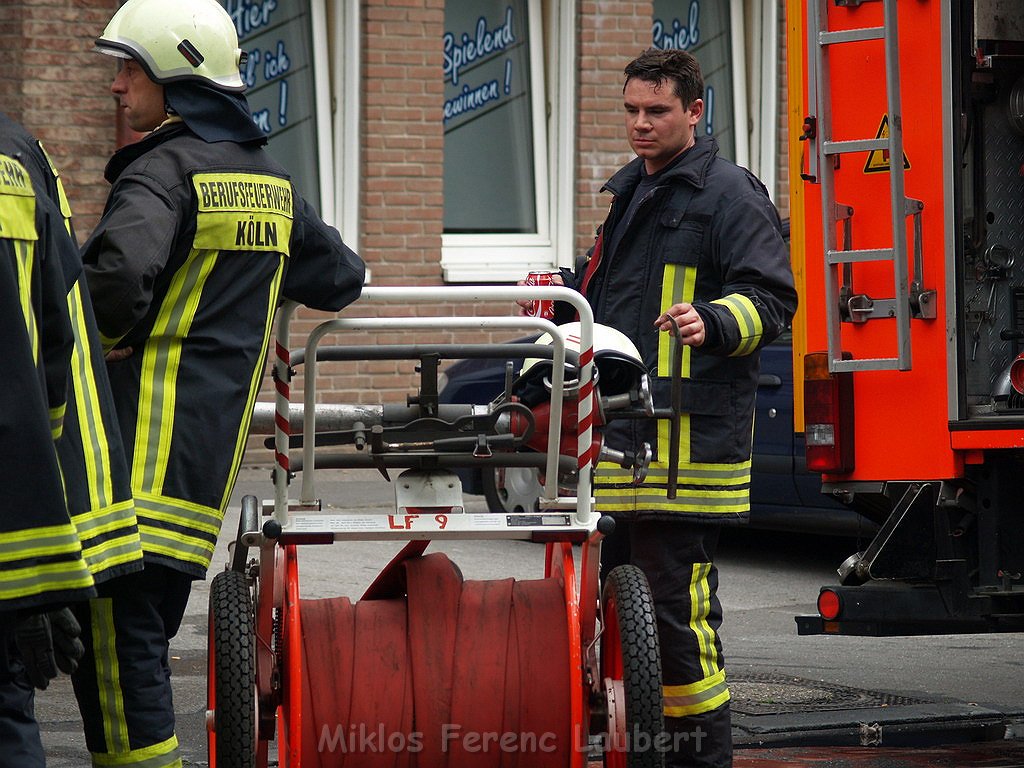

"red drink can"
[525,270,559,319]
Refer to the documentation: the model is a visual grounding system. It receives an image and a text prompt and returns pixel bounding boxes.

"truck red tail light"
[817,588,842,620]
[803,352,854,474]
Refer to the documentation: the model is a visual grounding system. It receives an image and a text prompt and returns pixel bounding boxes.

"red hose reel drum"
[297,553,576,767]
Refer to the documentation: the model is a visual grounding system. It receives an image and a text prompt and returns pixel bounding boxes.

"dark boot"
[663,703,733,768]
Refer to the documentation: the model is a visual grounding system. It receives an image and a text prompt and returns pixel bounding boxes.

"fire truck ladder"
[806,0,934,373]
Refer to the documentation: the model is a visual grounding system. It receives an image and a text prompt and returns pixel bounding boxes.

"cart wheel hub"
[604,676,627,751]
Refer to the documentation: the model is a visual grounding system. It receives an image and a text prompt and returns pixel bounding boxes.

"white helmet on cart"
[517,322,649,397]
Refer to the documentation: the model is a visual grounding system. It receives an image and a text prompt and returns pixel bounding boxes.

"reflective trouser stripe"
[663,668,731,717]
[662,563,731,717]
[90,599,129,753]
[90,734,182,768]
[690,563,717,678]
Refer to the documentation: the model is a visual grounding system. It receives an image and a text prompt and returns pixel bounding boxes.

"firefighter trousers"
[602,517,733,768]
[0,626,44,768]
[70,564,193,768]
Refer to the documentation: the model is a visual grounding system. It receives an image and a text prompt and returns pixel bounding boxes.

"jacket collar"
[104,122,190,182]
[603,135,719,198]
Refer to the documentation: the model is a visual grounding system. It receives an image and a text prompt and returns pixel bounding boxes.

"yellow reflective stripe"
[91,734,181,768]
[36,141,75,225]
[711,294,763,356]
[663,668,731,717]
[80,536,144,576]
[69,281,115,508]
[137,526,214,568]
[0,522,85,560]
[220,255,284,511]
[135,491,221,569]
[689,563,717,677]
[657,263,696,378]
[99,331,125,355]
[134,491,222,536]
[593,492,749,514]
[595,461,751,512]
[90,598,129,754]
[50,403,66,439]
[72,501,142,577]
[12,240,38,361]
[71,500,138,539]
[598,462,752,485]
[0,154,37,240]
[133,249,218,494]
[0,560,94,601]
[657,263,696,466]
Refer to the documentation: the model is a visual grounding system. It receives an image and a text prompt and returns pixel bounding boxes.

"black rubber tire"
[601,564,664,768]
[481,466,542,514]
[209,569,257,768]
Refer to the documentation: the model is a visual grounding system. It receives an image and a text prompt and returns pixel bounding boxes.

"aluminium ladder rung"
[823,138,888,155]
[831,357,906,373]
[827,247,894,265]
[820,26,885,45]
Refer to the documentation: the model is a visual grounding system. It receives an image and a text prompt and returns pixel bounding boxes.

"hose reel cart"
[207,286,667,768]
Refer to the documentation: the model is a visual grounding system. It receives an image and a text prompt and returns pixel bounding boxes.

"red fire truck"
[788,0,1024,635]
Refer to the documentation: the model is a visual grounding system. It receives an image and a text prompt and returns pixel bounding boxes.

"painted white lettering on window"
[652,0,701,50]
[443,6,516,87]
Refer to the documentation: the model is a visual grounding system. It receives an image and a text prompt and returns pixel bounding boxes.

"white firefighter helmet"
[518,322,648,396]
[95,0,246,92]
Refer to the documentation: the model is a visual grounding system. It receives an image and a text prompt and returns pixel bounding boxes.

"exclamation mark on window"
[704,85,714,136]
[504,59,512,95]
[279,80,288,127]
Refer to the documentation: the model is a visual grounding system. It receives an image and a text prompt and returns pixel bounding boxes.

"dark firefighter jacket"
[82,122,365,578]
[574,137,797,522]
[0,111,144,584]
[0,150,95,610]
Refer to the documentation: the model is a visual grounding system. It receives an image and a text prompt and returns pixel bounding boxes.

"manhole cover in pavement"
[729,671,932,716]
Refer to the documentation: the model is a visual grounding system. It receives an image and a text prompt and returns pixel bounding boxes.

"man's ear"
[688,98,704,124]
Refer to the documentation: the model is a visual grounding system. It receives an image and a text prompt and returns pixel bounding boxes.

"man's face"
[624,77,703,174]
[111,59,166,133]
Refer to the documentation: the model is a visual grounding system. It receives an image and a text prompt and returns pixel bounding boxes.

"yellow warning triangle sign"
[864,114,910,173]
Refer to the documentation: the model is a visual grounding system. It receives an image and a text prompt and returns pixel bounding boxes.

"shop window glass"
[443,1,538,234]
[652,0,736,161]
[221,0,323,209]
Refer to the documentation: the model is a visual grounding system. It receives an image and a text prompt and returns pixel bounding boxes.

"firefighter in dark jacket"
[541,49,797,767]
[0,135,91,767]
[75,0,366,765]
[0,111,145,590]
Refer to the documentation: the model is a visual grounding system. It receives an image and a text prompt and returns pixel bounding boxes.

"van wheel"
[481,466,542,514]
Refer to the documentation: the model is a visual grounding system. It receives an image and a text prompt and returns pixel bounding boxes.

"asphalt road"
[36,465,1024,766]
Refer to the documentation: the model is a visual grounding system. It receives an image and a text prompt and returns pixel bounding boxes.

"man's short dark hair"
[623,48,703,106]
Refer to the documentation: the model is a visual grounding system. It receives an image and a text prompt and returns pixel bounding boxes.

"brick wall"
[575,2,652,257]
[3,1,119,240]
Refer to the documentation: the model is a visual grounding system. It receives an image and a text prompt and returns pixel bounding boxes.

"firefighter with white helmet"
[75,1,365,765]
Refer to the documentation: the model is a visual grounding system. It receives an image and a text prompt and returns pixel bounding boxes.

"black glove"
[13,608,85,690]
[48,607,85,675]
